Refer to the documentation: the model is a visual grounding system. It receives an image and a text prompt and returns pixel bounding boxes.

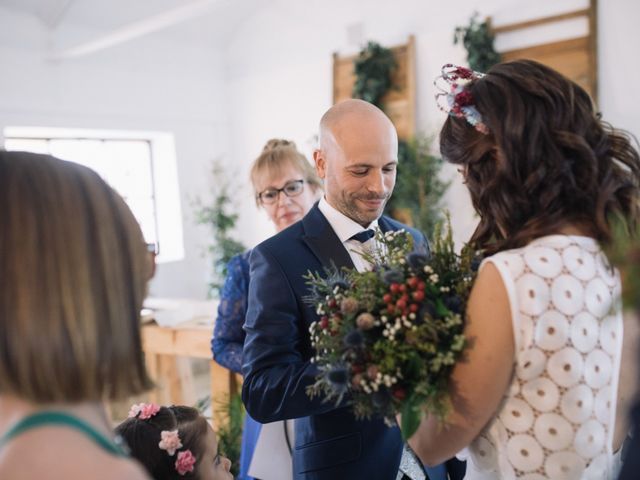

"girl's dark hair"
[440,59,640,254]
[115,406,208,479]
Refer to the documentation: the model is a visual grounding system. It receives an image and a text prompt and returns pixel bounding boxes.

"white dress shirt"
[318,196,379,273]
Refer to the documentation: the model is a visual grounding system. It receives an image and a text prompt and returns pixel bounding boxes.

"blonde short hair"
[0,151,153,402]
[250,139,322,205]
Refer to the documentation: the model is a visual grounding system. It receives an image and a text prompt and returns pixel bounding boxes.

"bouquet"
[304,221,477,439]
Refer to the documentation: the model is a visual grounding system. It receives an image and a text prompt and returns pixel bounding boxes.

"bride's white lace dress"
[459,235,623,479]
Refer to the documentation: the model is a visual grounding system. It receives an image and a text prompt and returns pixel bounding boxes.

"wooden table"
[141,318,240,424]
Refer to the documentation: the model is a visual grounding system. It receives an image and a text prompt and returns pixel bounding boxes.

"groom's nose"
[366,169,386,196]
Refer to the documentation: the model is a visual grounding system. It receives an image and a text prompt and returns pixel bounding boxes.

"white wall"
[225,0,640,252]
[0,6,230,299]
[2,0,639,299]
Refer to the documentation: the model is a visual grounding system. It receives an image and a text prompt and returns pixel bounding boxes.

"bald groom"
[242,100,439,479]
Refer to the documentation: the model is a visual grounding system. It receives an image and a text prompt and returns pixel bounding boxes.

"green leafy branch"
[352,41,397,108]
[192,160,246,297]
[454,12,501,73]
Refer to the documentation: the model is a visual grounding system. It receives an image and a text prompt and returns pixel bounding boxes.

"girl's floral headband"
[434,63,489,134]
[128,403,197,476]
[128,402,161,420]
[159,430,196,475]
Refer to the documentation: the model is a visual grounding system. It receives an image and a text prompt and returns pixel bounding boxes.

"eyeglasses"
[257,179,305,205]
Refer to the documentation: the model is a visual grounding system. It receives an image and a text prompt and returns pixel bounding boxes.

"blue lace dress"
[212,250,261,480]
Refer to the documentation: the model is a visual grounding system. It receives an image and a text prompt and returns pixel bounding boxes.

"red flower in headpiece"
[454,90,474,107]
[454,67,474,79]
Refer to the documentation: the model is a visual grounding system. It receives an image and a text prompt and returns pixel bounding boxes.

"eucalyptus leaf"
[401,399,422,440]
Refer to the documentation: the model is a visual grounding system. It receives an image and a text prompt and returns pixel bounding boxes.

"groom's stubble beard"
[338,189,393,226]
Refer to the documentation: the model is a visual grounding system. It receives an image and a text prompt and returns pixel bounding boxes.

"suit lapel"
[377,215,396,234]
[301,204,355,270]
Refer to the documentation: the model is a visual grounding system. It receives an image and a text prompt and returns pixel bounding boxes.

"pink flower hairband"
[159,430,196,475]
[127,403,197,476]
[128,402,161,420]
[434,63,489,134]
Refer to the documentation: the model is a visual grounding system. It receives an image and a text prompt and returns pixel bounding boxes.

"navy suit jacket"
[242,203,429,480]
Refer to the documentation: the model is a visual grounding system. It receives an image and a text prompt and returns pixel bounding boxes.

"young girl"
[116,404,233,480]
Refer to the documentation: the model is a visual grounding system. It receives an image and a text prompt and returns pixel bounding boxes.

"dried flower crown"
[127,403,197,476]
[434,63,489,134]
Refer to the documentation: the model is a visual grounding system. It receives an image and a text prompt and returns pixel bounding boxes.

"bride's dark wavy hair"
[440,59,640,254]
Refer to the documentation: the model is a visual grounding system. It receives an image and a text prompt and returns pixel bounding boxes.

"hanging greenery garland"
[351,41,448,237]
[387,136,450,237]
[352,41,397,108]
[454,12,501,73]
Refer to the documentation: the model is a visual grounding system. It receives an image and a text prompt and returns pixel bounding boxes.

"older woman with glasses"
[211,139,322,480]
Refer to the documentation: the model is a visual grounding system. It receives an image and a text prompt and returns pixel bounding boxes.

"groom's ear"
[313,149,326,179]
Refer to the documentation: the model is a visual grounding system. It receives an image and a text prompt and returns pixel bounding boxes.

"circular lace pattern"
[465,236,622,479]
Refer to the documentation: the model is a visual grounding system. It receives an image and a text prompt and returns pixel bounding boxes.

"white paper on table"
[248,420,294,480]
[143,297,218,327]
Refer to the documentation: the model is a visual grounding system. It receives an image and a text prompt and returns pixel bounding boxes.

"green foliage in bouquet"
[304,218,477,439]
[605,218,640,311]
[454,12,501,73]
[193,160,246,297]
[352,41,397,108]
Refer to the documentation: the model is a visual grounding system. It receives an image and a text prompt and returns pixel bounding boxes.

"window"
[3,127,184,263]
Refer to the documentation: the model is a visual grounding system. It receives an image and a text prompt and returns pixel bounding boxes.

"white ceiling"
[0,0,269,46]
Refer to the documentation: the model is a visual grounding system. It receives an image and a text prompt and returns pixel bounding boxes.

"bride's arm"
[405,262,515,466]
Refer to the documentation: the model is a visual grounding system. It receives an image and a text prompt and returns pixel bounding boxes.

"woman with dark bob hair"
[0,151,154,478]
[405,60,640,479]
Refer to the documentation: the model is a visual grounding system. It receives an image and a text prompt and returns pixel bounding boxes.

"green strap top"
[0,411,128,457]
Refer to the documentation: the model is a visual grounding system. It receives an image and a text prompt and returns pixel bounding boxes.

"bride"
[405,60,640,479]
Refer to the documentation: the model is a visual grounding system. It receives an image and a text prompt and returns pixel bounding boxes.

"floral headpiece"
[127,403,197,476]
[434,63,489,134]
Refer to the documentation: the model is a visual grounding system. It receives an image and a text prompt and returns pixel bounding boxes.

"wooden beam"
[49,0,222,60]
[406,35,416,139]
[491,9,589,35]
[589,0,599,105]
[499,36,589,60]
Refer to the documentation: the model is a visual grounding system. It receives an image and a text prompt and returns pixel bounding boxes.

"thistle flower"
[424,301,437,318]
[382,268,404,285]
[326,365,350,396]
[343,329,364,348]
[470,257,482,272]
[407,252,429,270]
[371,388,391,409]
[444,296,462,314]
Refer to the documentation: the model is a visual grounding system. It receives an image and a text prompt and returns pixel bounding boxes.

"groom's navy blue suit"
[242,203,429,480]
